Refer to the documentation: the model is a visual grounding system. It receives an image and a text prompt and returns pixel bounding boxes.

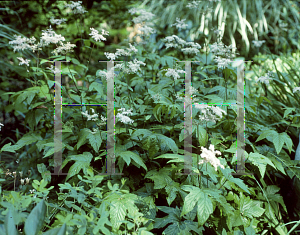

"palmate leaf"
[180,186,214,226]
[87,131,102,153]
[61,152,93,181]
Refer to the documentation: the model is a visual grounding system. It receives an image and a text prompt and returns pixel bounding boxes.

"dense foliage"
[0,0,300,234]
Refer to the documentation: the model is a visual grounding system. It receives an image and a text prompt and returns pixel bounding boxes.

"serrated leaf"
[248,152,276,178]
[76,128,90,150]
[87,131,102,153]
[117,151,147,171]
[256,130,277,142]
[196,192,213,226]
[63,152,93,181]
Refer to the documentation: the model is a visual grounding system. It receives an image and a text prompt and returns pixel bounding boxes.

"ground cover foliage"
[0,0,300,234]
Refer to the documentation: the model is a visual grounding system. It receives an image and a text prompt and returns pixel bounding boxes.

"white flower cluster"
[293,87,300,93]
[163,68,186,80]
[162,35,201,55]
[116,108,134,125]
[17,57,30,66]
[194,104,227,123]
[52,41,76,56]
[176,86,199,101]
[210,42,237,58]
[0,123,3,131]
[210,42,238,69]
[9,35,41,53]
[129,8,156,36]
[252,40,266,48]
[171,18,188,30]
[214,57,232,70]
[81,108,99,121]
[125,59,146,74]
[186,1,201,9]
[65,1,87,14]
[151,93,162,102]
[257,71,274,85]
[50,17,67,26]
[129,8,155,24]
[89,28,109,42]
[104,43,139,62]
[115,43,138,57]
[198,144,225,171]
[97,68,116,81]
[47,65,61,74]
[40,26,65,46]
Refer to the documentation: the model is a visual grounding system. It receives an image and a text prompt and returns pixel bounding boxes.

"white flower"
[97,69,116,80]
[52,41,76,55]
[129,8,155,24]
[81,109,99,121]
[138,25,156,35]
[50,17,67,25]
[210,42,237,58]
[89,28,108,42]
[126,59,146,74]
[171,18,188,30]
[17,57,30,66]
[104,52,118,61]
[25,177,30,185]
[252,40,266,48]
[257,75,272,85]
[9,35,33,52]
[194,104,226,123]
[115,43,138,57]
[293,87,300,93]
[214,56,232,70]
[116,108,134,125]
[163,68,186,80]
[181,47,200,55]
[198,144,224,171]
[47,65,61,74]
[20,179,24,185]
[40,26,65,46]
[65,1,87,14]
[186,1,201,9]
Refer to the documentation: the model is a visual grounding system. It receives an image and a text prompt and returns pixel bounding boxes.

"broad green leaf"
[272,133,285,154]
[256,130,277,142]
[87,131,102,153]
[196,192,213,226]
[181,186,201,217]
[24,199,46,235]
[42,223,66,235]
[117,151,147,171]
[5,210,19,235]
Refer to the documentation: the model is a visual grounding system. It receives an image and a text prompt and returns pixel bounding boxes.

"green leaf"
[5,210,19,235]
[180,186,201,217]
[89,81,104,98]
[24,199,46,235]
[196,192,213,226]
[255,130,277,142]
[62,152,93,181]
[42,223,66,235]
[87,131,102,153]
[76,128,90,150]
[272,132,285,154]
[249,152,276,178]
[117,151,147,171]
[197,125,208,147]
